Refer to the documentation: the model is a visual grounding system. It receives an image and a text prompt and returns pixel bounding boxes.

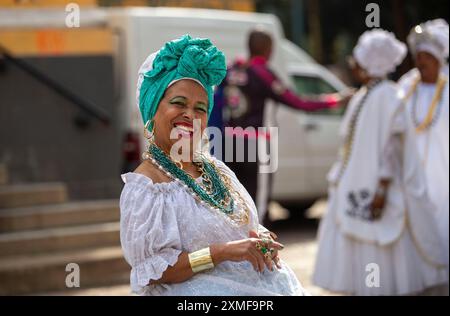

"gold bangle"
[188,247,214,273]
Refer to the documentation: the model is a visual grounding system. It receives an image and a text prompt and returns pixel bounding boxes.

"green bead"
[148,144,235,215]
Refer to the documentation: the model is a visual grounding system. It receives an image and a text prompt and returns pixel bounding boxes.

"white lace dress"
[119,157,308,296]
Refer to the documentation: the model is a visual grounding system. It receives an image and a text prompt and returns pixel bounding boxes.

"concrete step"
[0,246,130,295]
[0,164,7,185]
[0,222,120,257]
[0,183,68,209]
[0,200,119,233]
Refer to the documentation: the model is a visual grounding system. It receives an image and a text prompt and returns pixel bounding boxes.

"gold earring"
[144,119,155,140]
[142,120,156,161]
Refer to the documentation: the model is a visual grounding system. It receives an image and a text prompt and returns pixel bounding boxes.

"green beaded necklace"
[145,143,235,215]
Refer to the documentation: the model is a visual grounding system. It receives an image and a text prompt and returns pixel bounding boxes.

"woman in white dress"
[399,20,449,290]
[119,35,308,296]
[313,29,448,296]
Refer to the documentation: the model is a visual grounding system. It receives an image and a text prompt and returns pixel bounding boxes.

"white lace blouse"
[119,157,308,296]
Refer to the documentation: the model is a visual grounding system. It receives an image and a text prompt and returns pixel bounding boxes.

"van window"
[292,75,337,95]
[292,75,345,116]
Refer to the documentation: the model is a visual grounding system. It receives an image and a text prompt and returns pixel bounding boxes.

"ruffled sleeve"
[119,173,183,294]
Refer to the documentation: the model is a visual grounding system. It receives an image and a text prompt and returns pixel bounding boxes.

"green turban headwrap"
[137,35,227,129]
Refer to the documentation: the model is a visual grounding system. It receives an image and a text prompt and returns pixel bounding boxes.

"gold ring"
[264,252,272,260]
[256,241,269,256]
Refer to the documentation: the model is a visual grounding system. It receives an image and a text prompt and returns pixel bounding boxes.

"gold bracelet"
[188,247,215,273]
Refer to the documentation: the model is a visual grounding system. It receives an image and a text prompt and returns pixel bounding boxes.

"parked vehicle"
[273,39,347,204]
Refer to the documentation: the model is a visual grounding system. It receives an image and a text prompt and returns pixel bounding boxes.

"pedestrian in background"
[216,29,349,226]
[398,19,449,294]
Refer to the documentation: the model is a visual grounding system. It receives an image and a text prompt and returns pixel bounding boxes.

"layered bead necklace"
[334,79,383,186]
[143,143,250,226]
[405,74,448,133]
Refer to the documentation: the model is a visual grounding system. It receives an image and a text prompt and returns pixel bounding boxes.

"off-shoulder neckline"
[120,157,229,192]
[121,172,202,186]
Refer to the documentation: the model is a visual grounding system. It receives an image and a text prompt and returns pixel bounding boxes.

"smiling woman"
[119,35,309,296]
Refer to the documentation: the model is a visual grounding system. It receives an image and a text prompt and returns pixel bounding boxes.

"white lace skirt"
[141,260,310,296]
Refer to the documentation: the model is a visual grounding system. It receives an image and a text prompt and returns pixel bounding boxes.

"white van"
[273,39,347,204]
[108,7,347,204]
[0,7,347,204]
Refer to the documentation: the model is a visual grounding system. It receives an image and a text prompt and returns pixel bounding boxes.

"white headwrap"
[407,19,449,65]
[353,29,407,78]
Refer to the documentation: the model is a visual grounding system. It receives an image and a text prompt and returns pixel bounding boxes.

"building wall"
[0,26,122,200]
[0,55,122,200]
[121,0,255,11]
[0,0,255,11]
[0,0,97,7]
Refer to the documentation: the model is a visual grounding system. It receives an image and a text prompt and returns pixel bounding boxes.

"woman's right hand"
[210,232,285,273]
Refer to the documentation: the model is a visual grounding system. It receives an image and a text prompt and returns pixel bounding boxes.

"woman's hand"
[370,180,390,220]
[335,89,356,107]
[370,194,386,220]
[210,231,284,273]
[251,230,282,270]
